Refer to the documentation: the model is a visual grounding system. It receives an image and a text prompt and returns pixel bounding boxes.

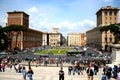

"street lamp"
[43,40,45,48]
[1,39,4,44]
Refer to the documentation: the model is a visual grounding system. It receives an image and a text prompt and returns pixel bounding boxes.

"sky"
[0,0,120,37]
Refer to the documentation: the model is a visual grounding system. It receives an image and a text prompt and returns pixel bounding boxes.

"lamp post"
[1,39,4,44]
[1,39,4,50]
[43,40,46,48]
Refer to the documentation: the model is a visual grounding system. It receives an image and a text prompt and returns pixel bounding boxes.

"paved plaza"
[0,65,116,80]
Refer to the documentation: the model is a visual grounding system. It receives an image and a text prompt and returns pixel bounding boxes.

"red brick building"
[7,11,43,51]
[81,33,85,47]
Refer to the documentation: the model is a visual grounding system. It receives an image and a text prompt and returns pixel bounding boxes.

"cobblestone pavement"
[0,66,116,80]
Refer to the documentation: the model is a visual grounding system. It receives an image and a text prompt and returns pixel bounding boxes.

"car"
[0,51,6,54]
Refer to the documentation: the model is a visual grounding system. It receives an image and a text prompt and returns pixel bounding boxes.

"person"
[14,63,19,73]
[112,65,118,79]
[117,68,120,80]
[68,66,73,75]
[22,66,27,80]
[0,62,2,72]
[36,60,39,67]
[86,65,94,80]
[18,64,22,73]
[1,62,5,72]
[106,66,112,80]
[101,73,106,80]
[59,67,64,80]
[77,65,81,75]
[94,63,99,75]
[27,67,34,80]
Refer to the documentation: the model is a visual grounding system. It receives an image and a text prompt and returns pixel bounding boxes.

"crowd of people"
[0,58,34,80]
[66,60,120,80]
[102,65,120,80]
[1,57,120,80]
[67,61,99,80]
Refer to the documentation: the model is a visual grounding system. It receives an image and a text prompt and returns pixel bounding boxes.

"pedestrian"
[1,62,5,72]
[112,65,118,79]
[106,66,112,80]
[72,65,76,75]
[77,65,81,75]
[14,63,19,73]
[22,66,27,80]
[59,67,64,80]
[117,68,120,80]
[101,73,106,80]
[0,62,2,72]
[18,64,22,73]
[9,62,12,69]
[68,66,73,75]
[36,60,39,67]
[56,59,59,67]
[86,65,94,80]
[94,63,99,75]
[27,67,34,80]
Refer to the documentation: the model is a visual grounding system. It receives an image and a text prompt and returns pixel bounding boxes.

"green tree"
[0,26,9,51]
[100,23,120,44]
[4,25,27,50]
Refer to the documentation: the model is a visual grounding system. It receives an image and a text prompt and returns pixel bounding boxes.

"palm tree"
[4,24,27,51]
[100,23,120,44]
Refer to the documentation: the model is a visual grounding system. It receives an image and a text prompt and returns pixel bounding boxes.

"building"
[67,32,85,46]
[86,6,119,51]
[86,27,102,50]
[96,6,119,27]
[42,32,49,47]
[81,33,86,46]
[49,28,66,47]
[7,11,43,51]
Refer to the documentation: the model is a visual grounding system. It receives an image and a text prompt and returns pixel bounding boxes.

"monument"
[111,44,120,66]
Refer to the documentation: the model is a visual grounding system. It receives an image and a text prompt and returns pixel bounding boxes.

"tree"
[0,26,9,51]
[100,23,120,44]
[4,25,27,51]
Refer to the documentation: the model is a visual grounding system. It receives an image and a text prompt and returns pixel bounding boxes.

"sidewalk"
[0,66,116,80]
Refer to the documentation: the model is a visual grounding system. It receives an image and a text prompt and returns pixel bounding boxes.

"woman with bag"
[86,65,94,80]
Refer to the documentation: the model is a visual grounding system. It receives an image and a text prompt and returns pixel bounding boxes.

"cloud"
[0,18,7,27]
[27,6,39,13]
[103,0,113,2]
[29,17,95,37]
[26,6,96,37]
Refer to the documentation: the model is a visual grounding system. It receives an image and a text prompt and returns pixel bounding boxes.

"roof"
[96,6,119,14]
[7,11,29,16]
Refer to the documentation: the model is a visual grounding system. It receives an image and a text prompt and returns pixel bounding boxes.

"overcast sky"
[0,0,120,37]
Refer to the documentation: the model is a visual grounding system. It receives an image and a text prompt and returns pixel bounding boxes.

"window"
[13,36,16,40]
[109,11,112,16]
[110,17,112,20]
[104,11,107,15]
[110,22,112,24]
[105,38,107,42]
[18,44,19,47]
[105,22,107,24]
[18,36,20,41]
[105,17,107,20]
[114,11,117,16]
[110,35,112,42]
